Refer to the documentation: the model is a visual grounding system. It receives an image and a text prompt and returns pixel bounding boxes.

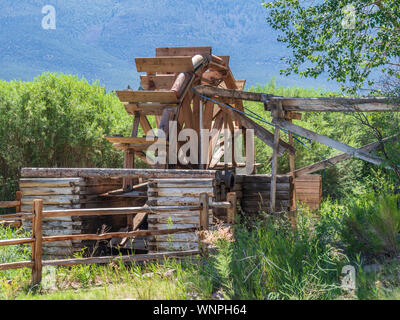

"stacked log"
[20,178,84,260]
[238,175,293,214]
[295,175,322,210]
[147,178,214,252]
[19,177,145,260]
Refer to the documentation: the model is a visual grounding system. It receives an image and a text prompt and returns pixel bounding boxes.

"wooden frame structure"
[194,85,400,212]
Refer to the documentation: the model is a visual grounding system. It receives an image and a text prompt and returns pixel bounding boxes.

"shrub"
[341,192,400,259]
[0,73,132,203]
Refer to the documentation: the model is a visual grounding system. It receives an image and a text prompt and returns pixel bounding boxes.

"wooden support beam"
[293,134,400,177]
[193,85,271,103]
[135,57,195,73]
[273,119,390,168]
[265,97,400,112]
[194,85,399,112]
[270,102,283,213]
[227,192,237,224]
[31,199,43,287]
[199,193,209,230]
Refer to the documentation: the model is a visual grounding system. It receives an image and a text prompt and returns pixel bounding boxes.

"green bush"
[341,192,400,259]
[0,73,132,203]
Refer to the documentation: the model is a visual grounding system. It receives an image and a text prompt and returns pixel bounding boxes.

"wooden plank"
[270,106,281,213]
[21,168,217,179]
[135,57,194,73]
[0,261,34,271]
[42,250,200,267]
[116,90,179,104]
[266,97,400,112]
[32,199,43,286]
[124,103,177,116]
[156,46,212,57]
[273,119,389,168]
[140,74,177,90]
[20,187,78,196]
[199,193,209,230]
[0,238,34,247]
[19,178,82,188]
[194,85,271,103]
[42,227,196,243]
[42,206,200,218]
[0,201,20,209]
[293,135,399,177]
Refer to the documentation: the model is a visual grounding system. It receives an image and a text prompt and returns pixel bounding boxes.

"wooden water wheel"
[109,46,247,188]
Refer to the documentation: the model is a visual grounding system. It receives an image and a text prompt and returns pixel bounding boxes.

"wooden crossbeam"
[293,134,399,177]
[266,97,400,112]
[273,119,390,168]
[116,90,179,104]
[194,85,271,103]
[156,46,212,57]
[194,85,399,112]
[135,57,195,73]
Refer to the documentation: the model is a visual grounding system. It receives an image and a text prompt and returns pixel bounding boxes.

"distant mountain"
[0,0,337,91]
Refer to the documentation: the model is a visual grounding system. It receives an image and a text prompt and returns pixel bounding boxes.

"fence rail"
[0,192,237,286]
[0,191,23,227]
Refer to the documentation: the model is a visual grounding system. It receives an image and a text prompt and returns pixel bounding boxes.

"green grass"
[2,192,400,300]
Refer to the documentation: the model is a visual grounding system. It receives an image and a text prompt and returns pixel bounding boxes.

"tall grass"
[184,212,348,300]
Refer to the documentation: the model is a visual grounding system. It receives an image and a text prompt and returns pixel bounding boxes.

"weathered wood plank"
[156,46,212,57]
[135,57,195,73]
[140,74,177,90]
[21,168,217,179]
[293,134,399,177]
[273,119,389,168]
[116,90,179,104]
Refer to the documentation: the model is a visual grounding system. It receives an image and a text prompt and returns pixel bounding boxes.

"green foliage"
[0,73,132,203]
[263,0,400,92]
[341,191,400,258]
[186,213,347,300]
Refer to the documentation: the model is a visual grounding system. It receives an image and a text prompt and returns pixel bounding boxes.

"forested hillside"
[0,0,334,90]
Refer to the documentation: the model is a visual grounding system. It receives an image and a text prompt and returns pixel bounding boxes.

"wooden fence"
[0,191,23,228]
[0,192,236,286]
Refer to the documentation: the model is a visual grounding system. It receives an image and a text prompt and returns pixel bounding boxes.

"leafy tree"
[263,0,400,93]
[0,73,132,203]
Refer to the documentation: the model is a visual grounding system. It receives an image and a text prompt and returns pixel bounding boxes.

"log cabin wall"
[146,178,215,252]
[234,175,293,214]
[19,177,147,260]
[294,174,322,210]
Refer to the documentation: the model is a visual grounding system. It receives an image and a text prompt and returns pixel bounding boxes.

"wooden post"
[31,199,43,287]
[270,101,283,213]
[16,191,22,213]
[288,117,297,211]
[199,193,209,230]
[227,192,237,224]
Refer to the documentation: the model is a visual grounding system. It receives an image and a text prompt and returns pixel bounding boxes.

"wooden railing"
[0,192,237,286]
[0,191,23,228]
